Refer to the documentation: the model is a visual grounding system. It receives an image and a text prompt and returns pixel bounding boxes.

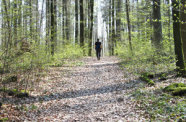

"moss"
[0,88,29,98]
[164,83,186,92]
[164,83,186,96]
[159,73,167,80]
[141,72,155,79]
[172,87,186,96]
[140,75,155,86]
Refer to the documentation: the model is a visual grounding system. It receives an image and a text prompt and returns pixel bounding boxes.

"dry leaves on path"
[1,57,147,121]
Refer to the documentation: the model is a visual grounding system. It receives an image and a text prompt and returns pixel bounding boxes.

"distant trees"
[0,0,185,74]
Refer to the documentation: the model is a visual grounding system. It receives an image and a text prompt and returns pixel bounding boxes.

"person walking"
[95,39,102,60]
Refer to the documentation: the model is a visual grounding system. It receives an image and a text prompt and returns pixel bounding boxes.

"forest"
[0,0,185,121]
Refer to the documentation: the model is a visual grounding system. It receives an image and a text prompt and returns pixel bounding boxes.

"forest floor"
[0,57,185,121]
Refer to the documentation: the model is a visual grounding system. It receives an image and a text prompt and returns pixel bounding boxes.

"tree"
[75,0,79,44]
[88,0,94,56]
[152,0,162,49]
[181,0,186,61]
[111,0,115,55]
[80,0,84,53]
[13,0,18,46]
[51,0,57,55]
[172,0,185,74]
[126,0,133,53]
[116,0,122,42]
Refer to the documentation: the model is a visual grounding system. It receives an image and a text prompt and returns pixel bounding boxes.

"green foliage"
[164,83,186,96]
[116,37,176,75]
[132,89,186,121]
[164,83,186,92]
[140,73,155,86]
[0,88,29,98]
[172,87,186,96]
[159,73,167,80]
[48,44,83,67]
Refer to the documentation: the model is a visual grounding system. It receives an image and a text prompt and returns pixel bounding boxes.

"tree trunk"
[109,0,112,56]
[13,0,18,46]
[137,0,140,39]
[111,0,115,55]
[116,0,122,42]
[172,0,185,74]
[126,0,133,53]
[181,0,186,61]
[88,0,94,56]
[51,0,57,56]
[166,0,172,52]
[80,0,84,53]
[75,0,79,44]
[65,0,70,40]
[29,0,33,39]
[152,0,162,49]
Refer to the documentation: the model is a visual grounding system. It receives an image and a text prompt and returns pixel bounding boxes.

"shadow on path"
[3,79,141,105]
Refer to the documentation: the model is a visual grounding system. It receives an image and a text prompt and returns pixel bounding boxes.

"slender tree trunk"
[18,0,23,41]
[152,0,162,49]
[172,0,185,74]
[75,0,79,44]
[111,0,115,55]
[65,0,70,40]
[109,0,112,56]
[116,0,122,42]
[29,0,33,40]
[80,0,84,53]
[51,0,57,56]
[181,0,186,61]
[126,0,133,53]
[2,0,12,49]
[13,0,18,46]
[137,0,140,39]
[62,0,65,40]
[166,0,172,52]
[46,0,50,48]
[88,0,94,56]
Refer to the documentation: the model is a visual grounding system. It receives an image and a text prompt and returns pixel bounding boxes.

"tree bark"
[80,0,84,53]
[75,0,79,44]
[88,0,94,56]
[152,0,162,49]
[51,0,57,56]
[29,0,33,39]
[116,0,122,42]
[172,0,185,74]
[111,0,115,55]
[126,0,133,53]
[13,0,18,46]
[181,0,186,61]
[109,0,112,56]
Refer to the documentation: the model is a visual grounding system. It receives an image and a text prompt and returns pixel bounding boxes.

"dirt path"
[23,57,146,121]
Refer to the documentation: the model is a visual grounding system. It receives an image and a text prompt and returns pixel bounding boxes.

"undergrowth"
[116,38,176,76]
[0,43,83,98]
[132,88,186,121]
